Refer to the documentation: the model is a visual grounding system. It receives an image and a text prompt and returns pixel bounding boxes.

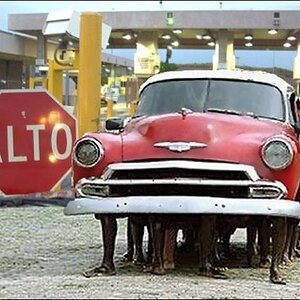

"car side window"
[297,98,300,121]
[288,92,300,123]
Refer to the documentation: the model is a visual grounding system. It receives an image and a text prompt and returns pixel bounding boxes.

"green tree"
[160,62,178,73]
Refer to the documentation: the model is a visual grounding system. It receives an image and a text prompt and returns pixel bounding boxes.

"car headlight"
[261,137,293,170]
[73,137,104,168]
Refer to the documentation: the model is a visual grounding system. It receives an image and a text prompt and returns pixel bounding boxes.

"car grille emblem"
[154,141,207,152]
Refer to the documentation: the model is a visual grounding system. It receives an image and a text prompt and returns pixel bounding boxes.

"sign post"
[0,90,77,195]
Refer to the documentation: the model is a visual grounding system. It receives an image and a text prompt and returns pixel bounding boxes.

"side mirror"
[105,117,124,131]
[294,122,300,135]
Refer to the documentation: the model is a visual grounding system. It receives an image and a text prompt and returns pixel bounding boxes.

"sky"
[1,1,300,70]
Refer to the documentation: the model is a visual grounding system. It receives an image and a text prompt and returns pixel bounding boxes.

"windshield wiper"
[253,115,283,122]
[206,108,243,116]
[244,111,259,119]
[131,114,146,119]
[206,108,283,122]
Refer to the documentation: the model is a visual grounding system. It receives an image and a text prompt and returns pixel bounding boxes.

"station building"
[1,9,300,97]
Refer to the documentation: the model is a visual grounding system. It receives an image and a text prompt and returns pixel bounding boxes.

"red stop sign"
[0,90,77,195]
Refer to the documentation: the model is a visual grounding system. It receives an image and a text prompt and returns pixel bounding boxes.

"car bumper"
[64,196,300,219]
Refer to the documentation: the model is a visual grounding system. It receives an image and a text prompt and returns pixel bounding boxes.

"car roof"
[139,69,294,96]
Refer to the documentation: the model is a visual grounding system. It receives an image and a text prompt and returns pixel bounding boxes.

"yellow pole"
[77,12,102,138]
[42,76,48,89]
[130,100,137,117]
[48,59,63,103]
[106,99,114,119]
[29,77,35,89]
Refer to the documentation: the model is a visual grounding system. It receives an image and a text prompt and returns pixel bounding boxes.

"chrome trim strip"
[76,177,287,200]
[101,160,260,181]
[64,196,300,219]
[80,178,254,186]
[154,141,207,152]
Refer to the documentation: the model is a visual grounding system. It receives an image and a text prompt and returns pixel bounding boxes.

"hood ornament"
[154,141,207,152]
[178,107,193,119]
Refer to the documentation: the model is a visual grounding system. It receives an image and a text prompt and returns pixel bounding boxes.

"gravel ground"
[1,206,300,299]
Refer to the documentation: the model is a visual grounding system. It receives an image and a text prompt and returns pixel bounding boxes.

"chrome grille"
[110,168,249,180]
[76,160,286,200]
[109,183,248,198]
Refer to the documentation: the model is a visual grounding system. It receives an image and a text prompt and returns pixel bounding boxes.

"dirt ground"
[1,206,300,299]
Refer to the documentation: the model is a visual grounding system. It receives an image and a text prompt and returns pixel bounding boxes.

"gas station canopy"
[7,9,300,51]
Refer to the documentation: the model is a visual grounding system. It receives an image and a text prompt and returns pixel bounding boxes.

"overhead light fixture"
[283,41,292,48]
[208,41,215,47]
[245,42,253,47]
[202,33,212,40]
[268,29,278,35]
[122,33,132,40]
[244,34,253,40]
[161,34,171,40]
[172,29,182,34]
[287,35,297,41]
[196,34,203,40]
[171,40,179,47]
[122,32,137,40]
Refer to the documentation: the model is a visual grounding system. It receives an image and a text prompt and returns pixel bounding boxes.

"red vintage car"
[66,69,300,217]
[64,69,300,282]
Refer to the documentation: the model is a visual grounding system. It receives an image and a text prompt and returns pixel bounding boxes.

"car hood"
[121,112,292,165]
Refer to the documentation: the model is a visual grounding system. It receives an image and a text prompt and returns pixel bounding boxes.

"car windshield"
[136,79,285,121]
